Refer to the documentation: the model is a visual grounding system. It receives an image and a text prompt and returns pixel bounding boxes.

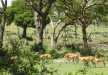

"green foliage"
[2,36,59,75]
[49,49,64,59]
[75,66,89,75]
[15,11,34,26]
[7,0,34,27]
[6,7,15,25]
[63,0,108,25]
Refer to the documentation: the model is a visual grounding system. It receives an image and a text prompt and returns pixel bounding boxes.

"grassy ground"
[0,60,108,75]
[49,60,108,75]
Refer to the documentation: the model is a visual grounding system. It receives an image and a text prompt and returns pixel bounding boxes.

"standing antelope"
[40,53,52,60]
[79,56,105,67]
[64,52,80,63]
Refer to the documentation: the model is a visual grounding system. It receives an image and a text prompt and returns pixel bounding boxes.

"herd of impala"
[40,52,106,67]
[9,51,106,67]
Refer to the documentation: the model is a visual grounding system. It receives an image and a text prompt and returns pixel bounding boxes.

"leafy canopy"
[7,0,34,27]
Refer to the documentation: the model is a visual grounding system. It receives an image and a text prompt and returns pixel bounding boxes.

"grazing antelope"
[40,53,52,60]
[64,52,80,63]
[79,56,95,66]
[94,57,105,67]
[79,56,95,62]
[79,56,105,67]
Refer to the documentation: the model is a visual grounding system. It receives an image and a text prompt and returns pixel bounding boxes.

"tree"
[48,0,65,48]
[49,0,75,49]
[64,0,108,49]
[14,12,34,38]
[7,0,34,38]
[0,0,7,49]
[26,0,56,53]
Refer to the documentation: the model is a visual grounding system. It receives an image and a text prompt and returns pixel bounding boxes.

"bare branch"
[54,23,73,41]
[53,20,62,38]
[1,0,5,7]
[1,0,7,9]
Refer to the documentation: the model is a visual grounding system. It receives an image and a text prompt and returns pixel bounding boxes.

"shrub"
[2,36,59,75]
[49,49,65,59]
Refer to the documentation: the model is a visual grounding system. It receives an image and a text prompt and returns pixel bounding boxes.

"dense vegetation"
[0,0,108,75]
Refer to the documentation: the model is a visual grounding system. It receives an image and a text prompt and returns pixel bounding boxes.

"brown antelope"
[79,56,105,67]
[94,57,105,67]
[40,53,52,60]
[64,52,80,63]
[79,56,95,62]
[79,56,95,66]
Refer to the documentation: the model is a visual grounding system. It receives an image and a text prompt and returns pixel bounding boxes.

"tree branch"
[44,0,56,16]
[25,0,43,16]
[38,0,43,11]
[53,20,62,39]
[1,0,7,9]
[54,23,73,42]
[85,3,107,10]
[1,0,5,7]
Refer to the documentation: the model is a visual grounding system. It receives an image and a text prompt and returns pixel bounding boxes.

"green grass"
[49,62,108,75]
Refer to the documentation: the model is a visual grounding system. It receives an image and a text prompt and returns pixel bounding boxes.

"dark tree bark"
[81,24,88,49]
[74,24,78,39]
[0,19,3,48]
[0,23,4,49]
[79,0,89,49]
[53,38,57,49]
[0,0,7,49]
[79,17,89,49]
[35,14,45,53]
[22,24,27,38]
[0,0,7,57]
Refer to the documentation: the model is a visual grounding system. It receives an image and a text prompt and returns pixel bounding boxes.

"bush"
[78,48,96,56]
[49,49,65,59]
[2,36,59,75]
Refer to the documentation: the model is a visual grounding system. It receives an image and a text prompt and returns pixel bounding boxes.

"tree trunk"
[53,38,58,49]
[36,26,44,53]
[82,25,88,49]
[0,16,5,49]
[22,25,27,38]
[34,12,45,53]
[74,24,78,39]
[0,24,4,49]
